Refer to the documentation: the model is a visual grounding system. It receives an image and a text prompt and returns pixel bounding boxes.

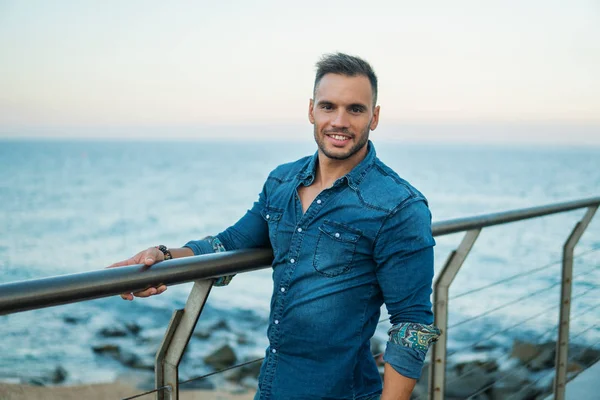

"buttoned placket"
[261,180,335,399]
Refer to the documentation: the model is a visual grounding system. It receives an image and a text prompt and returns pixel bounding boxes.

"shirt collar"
[297,140,377,188]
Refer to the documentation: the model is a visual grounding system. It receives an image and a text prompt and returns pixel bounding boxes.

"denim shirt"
[185,141,439,400]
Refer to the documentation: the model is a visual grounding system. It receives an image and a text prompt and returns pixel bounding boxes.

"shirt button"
[266,214,270,219]
[274,319,279,324]
[335,233,340,238]
[290,258,296,264]
[280,287,286,293]
[297,227,302,233]
[316,199,322,204]
[272,348,277,354]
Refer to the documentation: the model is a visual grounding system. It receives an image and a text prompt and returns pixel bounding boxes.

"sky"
[0,0,599,144]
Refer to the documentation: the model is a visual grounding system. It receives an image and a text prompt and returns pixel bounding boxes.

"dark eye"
[351,106,364,113]
[320,103,333,110]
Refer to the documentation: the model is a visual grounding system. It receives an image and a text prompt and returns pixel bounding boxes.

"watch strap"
[155,245,173,260]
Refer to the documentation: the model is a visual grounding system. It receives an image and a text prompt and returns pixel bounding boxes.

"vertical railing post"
[429,229,481,400]
[155,279,214,400]
[554,206,597,399]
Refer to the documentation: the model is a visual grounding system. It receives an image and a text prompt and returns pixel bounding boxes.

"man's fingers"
[143,257,155,266]
[120,285,166,300]
[120,293,133,301]
[133,287,158,298]
[107,259,132,269]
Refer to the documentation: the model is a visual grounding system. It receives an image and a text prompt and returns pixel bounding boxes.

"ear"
[308,98,315,124]
[370,105,380,131]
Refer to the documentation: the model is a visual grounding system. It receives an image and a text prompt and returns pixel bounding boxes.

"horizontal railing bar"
[0,197,598,316]
[431,196,600,236]
[0,248,273,315]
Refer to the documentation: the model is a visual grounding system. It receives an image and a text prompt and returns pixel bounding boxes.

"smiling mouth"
[326,133,351,142]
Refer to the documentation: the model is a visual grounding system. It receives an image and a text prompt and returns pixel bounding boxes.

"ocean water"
[0,139,599,385]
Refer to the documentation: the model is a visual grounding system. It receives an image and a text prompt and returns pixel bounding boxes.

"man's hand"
[107,247,168,301]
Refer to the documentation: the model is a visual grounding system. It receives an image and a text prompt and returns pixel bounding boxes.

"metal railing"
[0,196,598,400]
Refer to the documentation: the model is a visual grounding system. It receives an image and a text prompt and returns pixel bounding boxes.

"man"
[110,53,439,400]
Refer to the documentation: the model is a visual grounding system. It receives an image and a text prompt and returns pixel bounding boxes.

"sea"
[0,139,599,386]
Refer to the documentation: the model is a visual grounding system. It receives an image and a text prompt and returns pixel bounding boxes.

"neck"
[314,145,368,189]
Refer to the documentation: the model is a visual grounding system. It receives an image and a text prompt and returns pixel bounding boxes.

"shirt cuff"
[383,322,440,379]
[183,236,235,286]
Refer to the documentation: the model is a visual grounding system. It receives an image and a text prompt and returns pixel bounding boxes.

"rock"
[224,358,263,384]
[125,322,142,336]
[567,361,585,380]
[445,362,495,398]
[238,359,262,379]
[473,343,497,352]
[118,351,154,371]
[92,344,120,356]
[99,326,128,337]
[27,378,46,386]
[193,328,212,340]
[97,347,153,371]
[528,342,555,371]
[488,365,534,400]
[204,344,237,370]
[510,340,542,365]
[456,360,499,374]
[572,347,600,367]
[237,334,253,345]
[211,320,230,331]
[117,351,141,368]
[51,366,68,384]
[63,316,79,324]
[27,366,69,386]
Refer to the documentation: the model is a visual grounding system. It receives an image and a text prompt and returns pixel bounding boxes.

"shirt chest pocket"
[313,220,362,277]
[261,207,283,252]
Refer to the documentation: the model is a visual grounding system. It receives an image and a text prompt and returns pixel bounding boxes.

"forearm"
[381,363,416,400]
[168,247,194,259]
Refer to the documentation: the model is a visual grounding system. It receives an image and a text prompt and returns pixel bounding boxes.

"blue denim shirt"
[185,141,439,399]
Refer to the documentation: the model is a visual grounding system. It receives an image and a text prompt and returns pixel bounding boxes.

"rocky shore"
[7,318,598,400]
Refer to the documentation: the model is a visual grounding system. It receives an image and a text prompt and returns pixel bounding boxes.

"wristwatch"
[155,245,173,260]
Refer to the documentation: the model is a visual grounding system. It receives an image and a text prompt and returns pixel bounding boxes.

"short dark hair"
[313,52,378,106]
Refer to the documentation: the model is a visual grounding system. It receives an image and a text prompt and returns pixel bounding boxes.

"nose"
[331,109,349,128]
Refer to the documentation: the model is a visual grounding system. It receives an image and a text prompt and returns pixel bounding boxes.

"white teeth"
[331,135,349,141]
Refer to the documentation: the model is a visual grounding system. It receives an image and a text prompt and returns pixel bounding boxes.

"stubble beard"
[314,121,371,161]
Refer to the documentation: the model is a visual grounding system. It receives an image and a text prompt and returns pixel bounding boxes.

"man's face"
[309,73,380,161]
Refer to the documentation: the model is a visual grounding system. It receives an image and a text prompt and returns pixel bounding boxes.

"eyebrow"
[316,100,369,110]
[348,103,367,110]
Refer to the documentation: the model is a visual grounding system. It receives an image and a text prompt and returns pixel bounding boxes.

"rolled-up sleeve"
[373,198,440,379]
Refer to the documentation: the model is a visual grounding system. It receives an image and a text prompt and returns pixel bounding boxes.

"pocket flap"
[318,220,361,243]
[261,207,283,222]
